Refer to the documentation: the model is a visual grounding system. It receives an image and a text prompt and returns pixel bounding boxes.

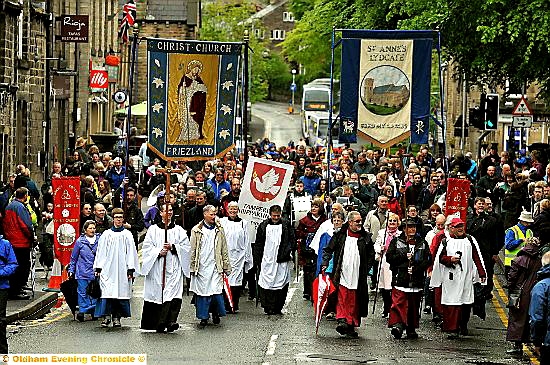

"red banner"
[445,178,470,223]
[53,177,81,266]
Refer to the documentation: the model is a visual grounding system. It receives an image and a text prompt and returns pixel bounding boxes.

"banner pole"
[327,27,336,197]
[436,30,447,160]
[242,30,250,172]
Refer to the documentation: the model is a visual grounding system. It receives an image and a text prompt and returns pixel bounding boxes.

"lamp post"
[290,68,297,114]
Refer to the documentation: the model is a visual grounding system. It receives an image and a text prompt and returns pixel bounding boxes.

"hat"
[360,173,368,178]
[401,218,417,228]
[76,137,86,148]
[450,217,465,227]
[518,210,534,223]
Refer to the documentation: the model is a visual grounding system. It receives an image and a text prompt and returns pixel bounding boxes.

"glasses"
[352,220,362,223]
[113,216,124,219]
[431,178,440,181]
[388,219,398,222]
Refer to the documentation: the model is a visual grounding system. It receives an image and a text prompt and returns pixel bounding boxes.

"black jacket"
[321,224,374,318]
[466,211,499,258]
[254,218,296,266]
[386,234,431,289]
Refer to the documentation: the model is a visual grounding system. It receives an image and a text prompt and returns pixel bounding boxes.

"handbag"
[507,288,522,309]
[87,278,102,299]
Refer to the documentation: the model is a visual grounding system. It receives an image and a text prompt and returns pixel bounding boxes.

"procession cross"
[155,161,183,302]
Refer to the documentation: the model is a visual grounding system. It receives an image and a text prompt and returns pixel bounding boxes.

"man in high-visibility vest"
[504,210,534,277]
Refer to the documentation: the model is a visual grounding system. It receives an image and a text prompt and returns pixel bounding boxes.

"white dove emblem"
[253,168,281,196]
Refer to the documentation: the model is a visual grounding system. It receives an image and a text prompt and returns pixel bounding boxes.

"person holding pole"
[373,213,401,318]
[140,203,190,333]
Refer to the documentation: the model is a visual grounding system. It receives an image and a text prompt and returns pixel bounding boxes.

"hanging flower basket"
[105,54,120,67]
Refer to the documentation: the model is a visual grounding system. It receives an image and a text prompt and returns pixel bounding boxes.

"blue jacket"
[106,166,126,190]
[207,178,231,201]
[68,234,99,280]
[300,175,321,196]
[0,236,17,289]
[530,265,550,346]
[505,223,531,251]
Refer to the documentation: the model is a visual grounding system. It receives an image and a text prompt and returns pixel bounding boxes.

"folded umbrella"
[222,273,234,313]
[60,277,78,316]
[312,273,336,335]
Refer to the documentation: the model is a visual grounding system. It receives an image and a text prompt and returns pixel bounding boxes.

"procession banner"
[147,38,242,161]
[238,157,294,242]
[445,178,470,223]
[52,177,81,265]
[340,30,433,146]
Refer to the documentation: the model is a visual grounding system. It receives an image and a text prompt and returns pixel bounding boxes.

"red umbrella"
[223,273,234,313]
[313,273,336,335]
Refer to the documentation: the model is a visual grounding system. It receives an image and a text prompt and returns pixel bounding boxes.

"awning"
[114,101,147,116]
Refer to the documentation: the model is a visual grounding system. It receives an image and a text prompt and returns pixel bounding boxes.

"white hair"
[228,201,239,209]
[543,251,550,266]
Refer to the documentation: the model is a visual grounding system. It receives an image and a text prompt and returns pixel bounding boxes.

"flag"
[119,0,137,44]
[52,177,81,266]
[312,273,336,335]
[445,178,471,223]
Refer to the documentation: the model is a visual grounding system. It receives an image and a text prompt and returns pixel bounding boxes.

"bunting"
[118,0,137,44]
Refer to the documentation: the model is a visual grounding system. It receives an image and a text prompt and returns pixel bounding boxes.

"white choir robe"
[220,217,253,287]
[190,227,223,296]
[93,228,140,299]
[141,224,191,304]
[258,225,291,290]
[430,235,486,305]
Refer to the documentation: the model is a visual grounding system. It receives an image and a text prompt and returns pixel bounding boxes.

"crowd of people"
[1,136,550,361]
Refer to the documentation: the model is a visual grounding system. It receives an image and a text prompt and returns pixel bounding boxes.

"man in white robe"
[430,217,486,338]
[220,201,252,313]
[254,205,296,315]
[93,208,139,328]
[190,205,231,327]
[140,203,191,332]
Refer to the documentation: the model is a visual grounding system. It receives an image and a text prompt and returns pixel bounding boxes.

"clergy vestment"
[189,221,231,321]
[220,216,253,311]
[430,234,486,334]
[140,221,190,331]
[254,218,295,315]
[93,226,139,319]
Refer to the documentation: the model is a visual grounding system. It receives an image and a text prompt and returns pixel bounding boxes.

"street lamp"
[290,69,297,114]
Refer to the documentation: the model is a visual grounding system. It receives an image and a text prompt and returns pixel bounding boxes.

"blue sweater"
[0,236,18,289]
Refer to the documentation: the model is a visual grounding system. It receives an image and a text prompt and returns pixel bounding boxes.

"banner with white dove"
[147,38,242,161]
[238,157,294,242]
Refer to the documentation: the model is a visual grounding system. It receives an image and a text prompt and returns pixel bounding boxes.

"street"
[250,101,303,147]
[8,267,529,365]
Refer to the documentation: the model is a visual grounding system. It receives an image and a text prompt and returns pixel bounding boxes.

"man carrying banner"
[321,211,374,338]
[254,205,295,315]
[140,203,190,333]
[94,208,140,328]
[219,202,252,312]
[189,205,231,327]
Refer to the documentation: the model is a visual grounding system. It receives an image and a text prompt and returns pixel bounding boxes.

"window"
[283,12,294,22]
[270,30,286,40]
[253,29,265,39]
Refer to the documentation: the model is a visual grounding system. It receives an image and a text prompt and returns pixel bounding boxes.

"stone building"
[250,0,295,51]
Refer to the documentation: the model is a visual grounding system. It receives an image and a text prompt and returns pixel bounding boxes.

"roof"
[249,0,288,20]
[373,84,408,94]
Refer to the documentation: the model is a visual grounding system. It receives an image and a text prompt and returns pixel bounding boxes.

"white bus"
[301,79,339,143]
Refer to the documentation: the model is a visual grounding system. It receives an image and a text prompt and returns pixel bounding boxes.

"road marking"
[282,287,297,314]
[265,334,279,356]
[493,276,540,365]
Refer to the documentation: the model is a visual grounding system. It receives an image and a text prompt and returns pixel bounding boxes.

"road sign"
[512,96,533,115]
[512,115,533,128]
[290,83,297,92]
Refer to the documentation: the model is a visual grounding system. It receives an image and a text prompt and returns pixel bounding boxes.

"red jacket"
[3,200,33,249]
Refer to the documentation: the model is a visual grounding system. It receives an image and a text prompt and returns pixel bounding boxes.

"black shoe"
[21,285,32,291]
[391,325,403,339]
[345,331,359,338]
[248,295,255,301]
[166,323,179,333]
[460,328,469,336]
[406,331,419,339]
[212,314,220,325]
[303,294,311,301]
[76,313,85,322]
[156,325,166,333]
[199,319,208,328]
[336,322,348,336]
[423,306,432,314]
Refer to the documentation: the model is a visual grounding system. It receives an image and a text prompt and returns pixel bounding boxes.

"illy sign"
[89,70,108,89]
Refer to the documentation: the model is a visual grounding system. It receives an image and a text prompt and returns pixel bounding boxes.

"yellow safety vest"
[504,225,533,266]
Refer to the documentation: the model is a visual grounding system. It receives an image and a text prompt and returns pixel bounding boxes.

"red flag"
[52,177,81,266]
[445,178,471,224]
[312,274,336,335]
[223,273,234,312]
[118,0,137,44]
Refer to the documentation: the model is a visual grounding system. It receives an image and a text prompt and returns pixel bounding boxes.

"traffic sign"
[512,115,533,128]
[512,96,533,115]
[290,83,297,92]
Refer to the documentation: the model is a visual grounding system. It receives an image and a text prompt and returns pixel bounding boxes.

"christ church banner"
[147,39,242,161]
[340,30,433,147]
[238,157,294,242]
